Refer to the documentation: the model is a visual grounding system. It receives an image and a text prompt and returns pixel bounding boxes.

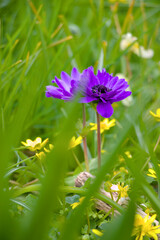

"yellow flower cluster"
[111,182,129,198]
[90,118,116,134]
[21,137,49,152]
[132,214,160,240]
[21,137,53,160]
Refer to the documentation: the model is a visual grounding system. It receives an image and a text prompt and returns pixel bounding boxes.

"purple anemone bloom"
[80,67,132,118]
[46,67,81,101]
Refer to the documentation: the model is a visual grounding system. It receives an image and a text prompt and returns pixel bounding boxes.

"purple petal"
[46,86,63,99]
[87,66,94,72]
[70,80,77,94]
[108,76,119,89]
[112,91,132,102]
[81,66,98,88]
[97,101,114,118]
[112,79,129,91]
[71,67,80,79]
[79,96,98,103]
[54,77,68,91]
[61,71,71,84]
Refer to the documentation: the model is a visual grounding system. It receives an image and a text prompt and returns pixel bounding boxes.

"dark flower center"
[92,84,111,95]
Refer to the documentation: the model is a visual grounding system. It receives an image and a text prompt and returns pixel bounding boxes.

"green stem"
[86,209,90,234]
[96,111,101,169]
[8,156,35,169]
[72,151,83,171]
[11,185,124,213]
[61,186,123,213]
[82,104,89,172]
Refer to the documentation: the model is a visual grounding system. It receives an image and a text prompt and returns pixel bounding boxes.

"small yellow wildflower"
[44,144,54,153]
[119,155,125,162]
[90,118,116,134]
[150,108,160,122]
[145,208,154,215]
[101,149,106,154]
[71,197,85,209]
[117,183,129,198]
[125,151,132,158]
[147,169,157,179]
[36,151,46,160]
[120,167,128,174]
[113,167,128,176]
[69,136,83,149]
[92,229,103,237]
[21,137,48,152]
[111,183,129,198]
[36,143,54,160]
[119,151,132,162]
[132,214,160,240]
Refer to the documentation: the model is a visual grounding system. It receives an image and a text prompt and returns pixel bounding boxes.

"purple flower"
[80,67,132,118]
[46,67,81,101]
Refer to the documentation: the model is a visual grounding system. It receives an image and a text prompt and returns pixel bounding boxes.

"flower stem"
[82,104,89,172]
[96,111,101,169]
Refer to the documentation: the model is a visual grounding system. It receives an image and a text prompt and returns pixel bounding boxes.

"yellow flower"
[92,229,103,236]
[71,197,85,209]
[117,183,129,198]
[147,169,157,179]
[150,108,160,122]
[132,214,160,240]
[69,136,83,149]
[90,118,116,134]
[120,167,128,174]
[36,144,54,160]
[36,151,46,160]
[21,137,49,152]
[44,144,54,153]
[119,151,132,162]
[101,149,106,154]
[119,155,125,162]
[111,183,129,198]
[113,167,128,177]
[125,151,132,158]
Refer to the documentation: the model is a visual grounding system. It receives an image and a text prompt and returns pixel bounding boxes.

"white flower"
[138,46,154,59]
[116,73,133,107]
[120,32,154,59]
[110,184,119,191]
[120,33,139,54]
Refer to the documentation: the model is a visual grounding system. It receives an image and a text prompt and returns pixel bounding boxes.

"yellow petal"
[92,229,103,236]
[69,136,82,149]
[156,108,160,116]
